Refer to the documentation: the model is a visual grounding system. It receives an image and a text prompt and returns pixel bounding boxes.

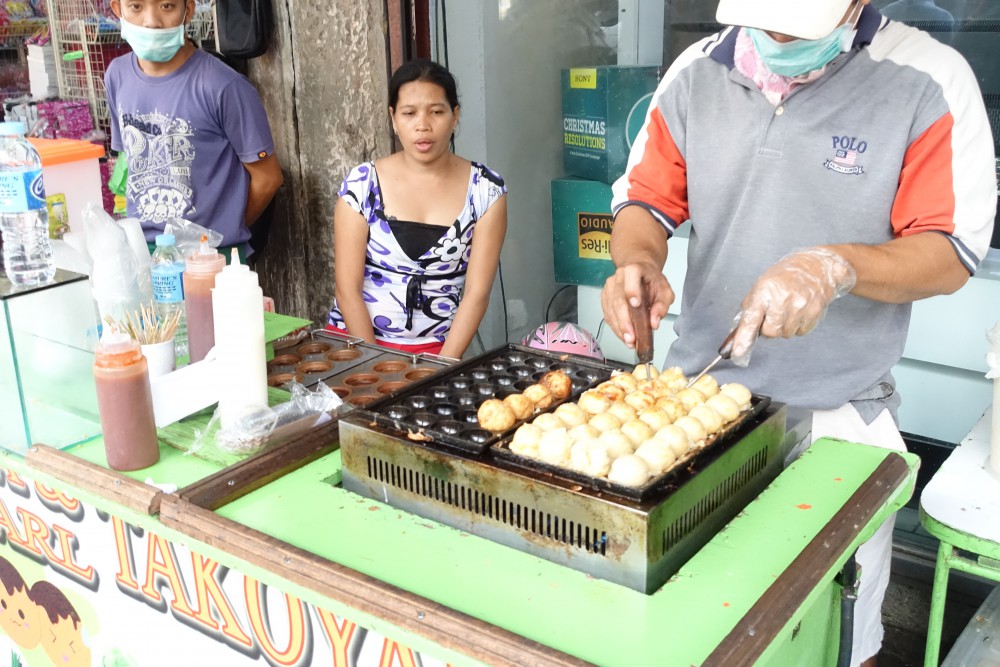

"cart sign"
[0,468,449,667]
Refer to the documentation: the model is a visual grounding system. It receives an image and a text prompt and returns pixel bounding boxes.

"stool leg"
[924,540,953,667]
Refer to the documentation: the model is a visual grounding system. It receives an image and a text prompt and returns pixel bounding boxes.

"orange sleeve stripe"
[625,107,689,227]
[892,113,956,238]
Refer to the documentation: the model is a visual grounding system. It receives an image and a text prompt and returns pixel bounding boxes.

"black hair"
[29,580,81,629]
[388,59,459,111]
[0,556,25,595]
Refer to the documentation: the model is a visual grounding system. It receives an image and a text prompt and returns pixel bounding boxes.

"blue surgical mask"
[747,21,856,78]
[119,13,187,63]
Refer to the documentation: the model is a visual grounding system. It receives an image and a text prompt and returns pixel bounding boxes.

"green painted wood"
[62,435,224,489]
[156,387,291,467]
[214,438,918,667]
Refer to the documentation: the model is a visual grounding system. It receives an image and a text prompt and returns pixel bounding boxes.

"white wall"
[446,0,619,353]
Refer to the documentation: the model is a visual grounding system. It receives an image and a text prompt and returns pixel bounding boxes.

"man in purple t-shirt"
[105,0,283,254]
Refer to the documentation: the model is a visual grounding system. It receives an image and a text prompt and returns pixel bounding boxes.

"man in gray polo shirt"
[601,0,996,664]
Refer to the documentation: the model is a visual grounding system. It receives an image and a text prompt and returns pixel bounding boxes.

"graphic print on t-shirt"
[121,110,197,226]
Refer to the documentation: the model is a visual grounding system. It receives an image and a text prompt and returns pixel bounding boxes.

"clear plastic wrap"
[731,247,857,366]
[163,218,223,258]
[82,204,153,324]
[192,381,345,457]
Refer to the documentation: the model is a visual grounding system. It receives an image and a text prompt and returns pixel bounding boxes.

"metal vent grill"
[366,455,609,556]
[657,446,770,558]
[985,94,1000,152]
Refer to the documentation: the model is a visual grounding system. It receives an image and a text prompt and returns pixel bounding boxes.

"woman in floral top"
[327,59,507,358]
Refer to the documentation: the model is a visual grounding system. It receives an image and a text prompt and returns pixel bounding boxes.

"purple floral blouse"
[327,161,506,346]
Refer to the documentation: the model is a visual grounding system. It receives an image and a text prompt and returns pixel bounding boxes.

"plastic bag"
[987,319,1000,380]
[163,218,223,258]
[197,382,344,457]
[83,204,152,324]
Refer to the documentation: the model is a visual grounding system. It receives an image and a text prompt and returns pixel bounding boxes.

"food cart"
[0,274,917,667]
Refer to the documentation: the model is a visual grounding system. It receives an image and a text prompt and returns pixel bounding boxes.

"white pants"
[810,404,906,667]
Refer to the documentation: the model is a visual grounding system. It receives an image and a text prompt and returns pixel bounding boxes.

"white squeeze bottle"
[212,249,268,430]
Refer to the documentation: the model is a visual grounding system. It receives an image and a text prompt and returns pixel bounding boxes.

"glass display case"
[0,270,102,454]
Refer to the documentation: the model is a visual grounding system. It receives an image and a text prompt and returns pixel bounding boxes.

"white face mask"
[119,12,187,62]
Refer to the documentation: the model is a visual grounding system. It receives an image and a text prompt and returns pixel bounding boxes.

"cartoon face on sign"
[0,556,41,649]
[30,580,90,667]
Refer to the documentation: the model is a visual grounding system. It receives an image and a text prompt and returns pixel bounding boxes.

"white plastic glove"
[730,248,857,367]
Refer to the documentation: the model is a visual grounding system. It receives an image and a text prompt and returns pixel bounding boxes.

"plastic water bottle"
[0,121,55,286]
[150,233,188,357]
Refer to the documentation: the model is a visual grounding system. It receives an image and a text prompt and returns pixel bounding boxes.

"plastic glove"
[730,248,857,367]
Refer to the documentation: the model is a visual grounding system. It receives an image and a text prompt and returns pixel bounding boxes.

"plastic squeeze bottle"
[183,236,226,363]
[212,249,268,430]
[93,332,160,471]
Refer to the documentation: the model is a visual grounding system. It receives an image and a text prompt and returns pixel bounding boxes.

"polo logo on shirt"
[825,135,867,175]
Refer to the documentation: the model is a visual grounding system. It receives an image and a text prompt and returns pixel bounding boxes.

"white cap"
[716,0,854,40]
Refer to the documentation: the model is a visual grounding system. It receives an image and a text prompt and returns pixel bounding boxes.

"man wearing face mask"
[104,0,283,258]
[601,1,995,665]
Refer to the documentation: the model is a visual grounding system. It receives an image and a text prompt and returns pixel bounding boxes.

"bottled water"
[0,122,55,286]
[150,233,188,357]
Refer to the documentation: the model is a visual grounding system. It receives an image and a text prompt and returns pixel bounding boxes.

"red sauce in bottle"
[93,334,159,471]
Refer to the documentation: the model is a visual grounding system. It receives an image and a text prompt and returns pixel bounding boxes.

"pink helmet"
[521,322,604,361]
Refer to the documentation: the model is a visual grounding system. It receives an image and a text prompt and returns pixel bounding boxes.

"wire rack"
[45,0,215,143]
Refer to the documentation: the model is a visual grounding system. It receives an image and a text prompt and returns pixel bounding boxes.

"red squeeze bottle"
[93,333,159,471]
[183,236,226,363]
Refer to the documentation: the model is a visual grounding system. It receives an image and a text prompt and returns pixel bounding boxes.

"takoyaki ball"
[706,393,741,423]
[532,412,565,431]
[608,455,651,487]
[594,381,627,403]
[569,439,612,478]
[676,387,707,411]
[654,397,686,423]
[567,423,601,443]
[673,415,708,447]
[638,408,672,431]
[477,399,516,432]
[688,404,723,435]
[720,383,753,411]
[523,383,554,409]
[633,364,660,380]
[624,391,655,412]
[554,401,589,428]
[659,366,688,392]
[607,401,638,424]
[588,411,623,433]
[654,424,691,457]
[599,429,634,458]
[538,428,572,466]
[690,373,720,398]
[503,393,535,421]
[608,371,639,393]
[634,440,677,475]
[539,370,573,400]
[638,379,670,399]
[621,419,655,447]
[510,424,543,457]
[578,390,611,415]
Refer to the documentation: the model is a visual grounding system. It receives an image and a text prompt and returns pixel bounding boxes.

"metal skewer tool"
[685,328,738,389]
